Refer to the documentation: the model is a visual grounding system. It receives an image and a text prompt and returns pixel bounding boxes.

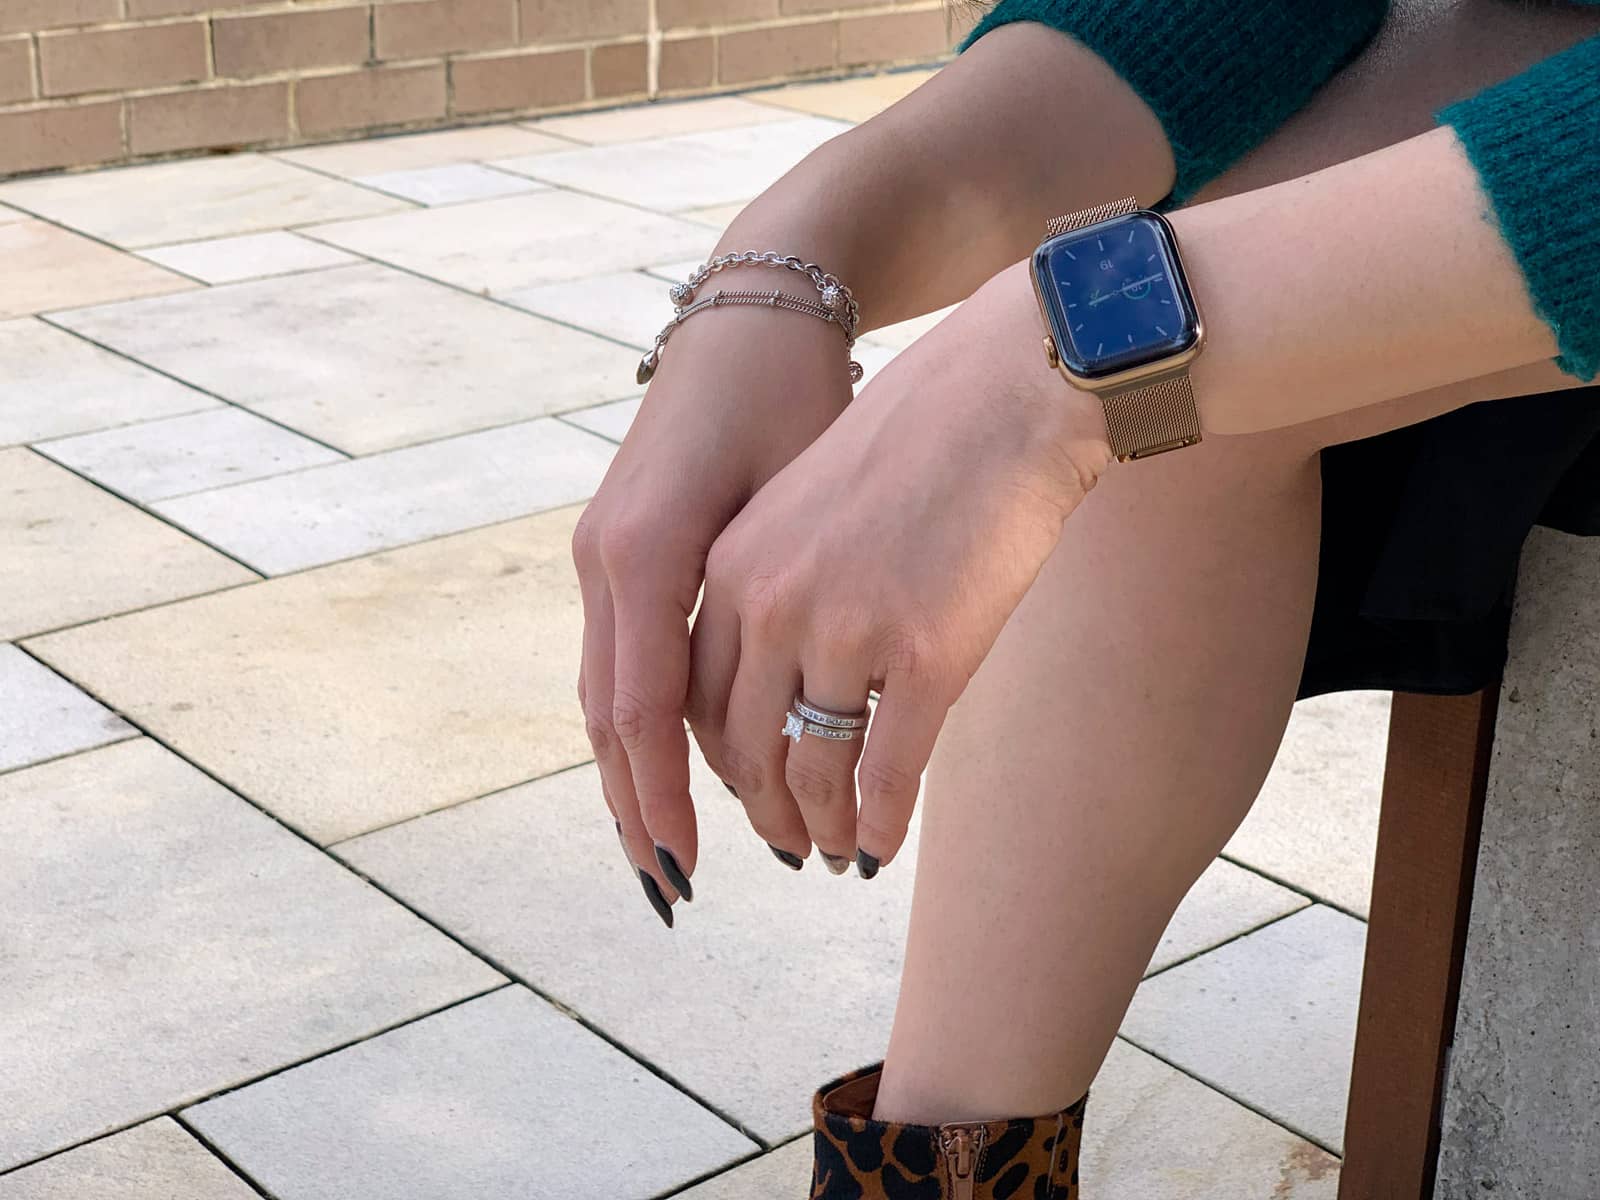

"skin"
[573,0,1599,1124]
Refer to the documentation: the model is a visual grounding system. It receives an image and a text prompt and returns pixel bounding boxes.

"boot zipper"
[938,1124,987,1200]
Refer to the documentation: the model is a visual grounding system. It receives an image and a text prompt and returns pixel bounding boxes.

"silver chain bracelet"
[637,251,864,387]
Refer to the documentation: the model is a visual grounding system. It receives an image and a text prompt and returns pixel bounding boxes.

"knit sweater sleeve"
[959,0,1390,204]
[1439,33,1600,382]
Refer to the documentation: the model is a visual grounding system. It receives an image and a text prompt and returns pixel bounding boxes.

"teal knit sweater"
[962,2,1600,381]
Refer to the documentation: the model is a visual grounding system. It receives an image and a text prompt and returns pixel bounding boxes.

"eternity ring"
[791,695,870,729]
[782,711,867,744]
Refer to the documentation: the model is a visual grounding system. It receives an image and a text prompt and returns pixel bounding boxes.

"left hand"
[687,260,1115,874]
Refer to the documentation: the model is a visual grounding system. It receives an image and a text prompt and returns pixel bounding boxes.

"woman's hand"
[687,261,1114,873]
[572,296,856,923]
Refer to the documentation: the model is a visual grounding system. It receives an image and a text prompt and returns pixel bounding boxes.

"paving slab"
[27,506,591,844]
[356,163,545,206]
[498,117,849,212]
[0,739,504,1170]
[339,751,919,1144]
[1147,856,1308,975]
[52,263,632,455]
[1120,904,1366,1153]
[185,986,755,1200]
[304,189,715,295]
[748,70,938,123]
[137,231,359,285]
[1225,690,1390,917]
[527,95,793,144]
[153,416,614,574]
[676,1038,1342,1199]
[682,200,749,229]
[561,396,641,443]
[0,448,255,641]
[277,123,571,177]
[0,221,194,319]
[0,1120,258,1200]
[0,155,407,248]
[677,1139,811,1199]
[0,643,134,773]
[37,407,346,504]
[501,269,671,348]
[0,318,216,446]
[1081,1038,1341,1199]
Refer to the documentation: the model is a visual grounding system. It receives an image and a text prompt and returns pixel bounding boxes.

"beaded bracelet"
[637,251,864,386]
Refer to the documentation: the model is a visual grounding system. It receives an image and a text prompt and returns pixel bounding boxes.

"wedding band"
[792,694,870,729]
[782,710,867,744]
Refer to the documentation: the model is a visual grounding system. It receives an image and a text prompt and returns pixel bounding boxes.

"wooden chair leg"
[1339,687,1498,1200]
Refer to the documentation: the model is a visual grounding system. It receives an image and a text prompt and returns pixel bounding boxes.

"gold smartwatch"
[1030,197,1204,461]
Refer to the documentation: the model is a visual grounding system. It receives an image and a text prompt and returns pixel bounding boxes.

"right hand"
[571,294,857,921]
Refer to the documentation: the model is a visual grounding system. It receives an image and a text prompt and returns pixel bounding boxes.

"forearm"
[1177,125,1564,435]
[717,23,1174,332]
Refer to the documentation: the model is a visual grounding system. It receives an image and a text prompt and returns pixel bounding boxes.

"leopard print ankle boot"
[809,1064,1088,1199]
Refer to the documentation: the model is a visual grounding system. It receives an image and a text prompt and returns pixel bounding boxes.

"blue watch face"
[1034,213,1199,379]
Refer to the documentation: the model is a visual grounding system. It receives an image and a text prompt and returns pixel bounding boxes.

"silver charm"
[848,360,864,384]
[669,281,695,307]
[819,284,844,313]
[636,345,661,385]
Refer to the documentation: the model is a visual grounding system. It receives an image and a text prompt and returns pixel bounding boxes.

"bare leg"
[874,417,1323,1124]
[872,0,1600,1126]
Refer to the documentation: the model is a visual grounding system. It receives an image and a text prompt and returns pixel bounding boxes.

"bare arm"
[715,23,1175,331]
[1177,125,1570,436]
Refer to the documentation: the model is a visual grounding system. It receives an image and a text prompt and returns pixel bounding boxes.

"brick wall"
[0,0,969,177]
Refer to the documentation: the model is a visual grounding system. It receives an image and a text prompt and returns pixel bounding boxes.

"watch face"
[1034,212,1199,379]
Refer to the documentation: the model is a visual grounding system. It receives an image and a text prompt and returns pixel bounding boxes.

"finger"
[720,638,816,867]
[784,670,870,873]
[853,686,947,878]
[685,582,741,783]
[578,577,655,877]
[611,594,699,904]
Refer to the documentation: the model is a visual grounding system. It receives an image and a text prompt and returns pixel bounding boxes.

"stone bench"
[1339,526,1599,1198]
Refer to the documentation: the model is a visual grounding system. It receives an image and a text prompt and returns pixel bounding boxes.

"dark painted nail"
[639,869,674,928]
[768,844,805,871]
[821,852,851,876]
[723,781,739,799]
[856,850,880,880]
[654,844,694,903]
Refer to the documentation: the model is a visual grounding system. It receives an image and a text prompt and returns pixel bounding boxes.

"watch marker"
[1096,342,1104,356]
[1127,333,1135,344]
[1147,254,1158,262]
[1160,298,1172,305]
[1155,324,1169,336]
[1073,323,1084,332]
[1128,229,1137,243]
[1062,247,1077,261]
[1097,238,1105,252]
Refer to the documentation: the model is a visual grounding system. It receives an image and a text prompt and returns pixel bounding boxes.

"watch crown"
[1042,335,1060,370]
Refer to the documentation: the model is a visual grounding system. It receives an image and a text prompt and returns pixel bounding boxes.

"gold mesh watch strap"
[1100,374,1203,461]
[1043,196,1202,462]
[1044,196,1138,237]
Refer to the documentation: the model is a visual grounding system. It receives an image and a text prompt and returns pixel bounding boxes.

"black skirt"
[1296,383,1600,700]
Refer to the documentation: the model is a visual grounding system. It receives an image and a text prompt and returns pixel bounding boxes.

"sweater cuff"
[1439,34,1600,382]
[959,0,1388,205]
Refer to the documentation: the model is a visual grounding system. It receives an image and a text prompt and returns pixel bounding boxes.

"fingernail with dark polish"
[639,869,674,928]
[768,844,804,871]
[654,844,695,903]
[856,850,880,880]
[723,781,739,799]
[821,852,851,876]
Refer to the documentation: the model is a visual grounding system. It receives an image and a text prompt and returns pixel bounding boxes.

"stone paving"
[0,69,1389,1198]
